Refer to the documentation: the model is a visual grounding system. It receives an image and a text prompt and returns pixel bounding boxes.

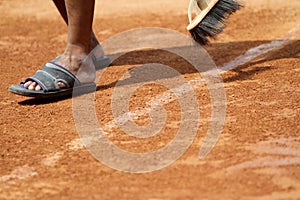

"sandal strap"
[24,62,80,92]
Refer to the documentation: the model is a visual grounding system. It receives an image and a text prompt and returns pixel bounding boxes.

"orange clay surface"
[0,0,300,199]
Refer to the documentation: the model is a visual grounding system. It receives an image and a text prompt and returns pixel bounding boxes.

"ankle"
[65,43,90,56]
[57,45,89,72]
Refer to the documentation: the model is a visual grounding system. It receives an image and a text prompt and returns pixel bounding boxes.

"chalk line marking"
[211,137,300,175]
[68,23,300,149]
[41,152,64,167]
[219,23,300,72]
[0,165,38,186]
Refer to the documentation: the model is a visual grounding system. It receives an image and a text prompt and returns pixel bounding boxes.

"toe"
[35,85,42,91]
[57,82,67,89]
[28,82,37,90]
[24,81,32,88]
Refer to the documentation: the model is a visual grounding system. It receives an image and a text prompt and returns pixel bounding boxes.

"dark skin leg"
[52,0,99,49]
[25,0,97,90]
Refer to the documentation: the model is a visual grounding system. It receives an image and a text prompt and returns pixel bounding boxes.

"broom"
[187,0,242,45]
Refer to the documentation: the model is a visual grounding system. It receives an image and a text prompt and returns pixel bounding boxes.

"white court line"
[83,23,300,136]
[219,23,300,72]
[1,24,299,185]
[0,165,38,186]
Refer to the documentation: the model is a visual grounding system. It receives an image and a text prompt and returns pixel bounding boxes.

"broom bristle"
[190,0,242,45]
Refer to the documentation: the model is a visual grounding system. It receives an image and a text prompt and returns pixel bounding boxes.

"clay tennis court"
[1,0,299,199]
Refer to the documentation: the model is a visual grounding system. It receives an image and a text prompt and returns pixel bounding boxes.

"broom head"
[187,0,242,45]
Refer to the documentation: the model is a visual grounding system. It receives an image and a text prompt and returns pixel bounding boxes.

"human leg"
[25,0,96,90]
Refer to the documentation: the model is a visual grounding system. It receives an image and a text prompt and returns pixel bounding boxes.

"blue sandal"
[9,62,96,98]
